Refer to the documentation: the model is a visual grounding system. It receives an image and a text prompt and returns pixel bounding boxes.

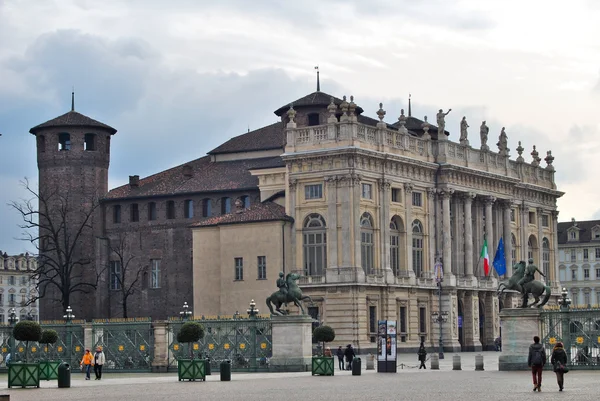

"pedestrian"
[5,353,11,366]
[80,348,93,380]
[494,336,502,352]
[527,335,546,392]
[417,341,427,369]
[324,347,332,357]
[336,346,345,370]
[93,346,106,380]
[344,344,355,370]
[550,342,568,391]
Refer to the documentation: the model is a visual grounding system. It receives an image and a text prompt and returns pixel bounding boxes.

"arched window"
[361,212,375,274]
[202,199,212,217]
[58,132,71,151]
[390,216,403,276]
[221,197,231,214]
[527,235,538,263]
[542,238,550,281]
[511,233,517,267]
[412,220,424,277]
[84,133,96,151]
[241,195,250,209]
[303,214,327,276]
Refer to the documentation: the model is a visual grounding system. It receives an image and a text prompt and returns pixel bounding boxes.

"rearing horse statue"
[266,272,313,315]
[497,261,551,308]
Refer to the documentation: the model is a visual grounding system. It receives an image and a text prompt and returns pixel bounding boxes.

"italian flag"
[481,239,490,276]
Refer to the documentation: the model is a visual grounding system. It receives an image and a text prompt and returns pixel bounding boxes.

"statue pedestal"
[498,308,541,371]
[269,315,313,372]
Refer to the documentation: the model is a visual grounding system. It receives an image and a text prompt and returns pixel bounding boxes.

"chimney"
[235,198,244,214]
[129,175,140,188]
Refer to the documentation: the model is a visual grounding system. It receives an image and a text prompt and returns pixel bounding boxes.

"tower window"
[202,199,212,218]
[37,135,46,152]
[84,133,96,151]
[148,202,157,221]
[184,199,194,219]
[166,200,176,219]
[130,203,139,222]
[113,205,121,224]
[308,113,320,126]
[221,197,231,214]
[58,133,71,151]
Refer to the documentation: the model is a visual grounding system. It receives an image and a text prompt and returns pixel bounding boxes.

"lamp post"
[63,306,75,366]
[432,260,448,359]
[559,287,572,363]
[8,308,18,363]
[247,300,259,371]
[179,302,193,321]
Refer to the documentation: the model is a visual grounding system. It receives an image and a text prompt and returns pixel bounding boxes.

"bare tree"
[10,179,103,312]
[106,231,147,318]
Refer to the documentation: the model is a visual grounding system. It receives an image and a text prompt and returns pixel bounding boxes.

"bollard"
[475,354,484,371]
[452,355,461,371]
[430,354,439,370]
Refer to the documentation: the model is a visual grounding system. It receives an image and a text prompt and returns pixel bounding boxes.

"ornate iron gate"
[167,317,272,372]
[92,318,154,372]
[540,307,600,369]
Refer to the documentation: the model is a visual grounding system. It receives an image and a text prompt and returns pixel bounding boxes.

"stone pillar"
[340,176,353,268]
[289,179,298,271]
[427,188,437,276]
[482,293,500,350]
[461,291,482,351]
[83,322,93,352]
[551,210,560,286]
[441,189,454,280]
[484,196,495,277]
[352,175,363,280]
[502,200,513,276]
[326,176,338,269]
[404,183,414,277]
[498,308,542,371]
[520,203,528,261]
[463,193,475,277]
[270,315,314,372]
[378,179,393,280]
[537,207,544,268]
[151,321,169,372]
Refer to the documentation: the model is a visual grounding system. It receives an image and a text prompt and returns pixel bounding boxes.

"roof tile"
[30,111,117,135]
[192,201,292,227]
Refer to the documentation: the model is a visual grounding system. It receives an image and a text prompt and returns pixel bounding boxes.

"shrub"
[13,321,42,362]
[39,330,59,345]
[177,322,204,359]
[313,325,335,356]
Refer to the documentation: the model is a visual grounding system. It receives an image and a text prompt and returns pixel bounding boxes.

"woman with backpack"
[550,342,568,391]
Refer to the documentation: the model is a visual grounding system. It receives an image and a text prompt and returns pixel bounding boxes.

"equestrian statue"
[266,272,313,315]
[497,258,551,308]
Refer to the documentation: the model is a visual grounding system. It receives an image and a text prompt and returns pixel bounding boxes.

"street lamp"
[247,300,259,371]
[63,305,75,323]
[559,287,571,311]
[432,260,447,359]
[180,302,193,321]
[8,308,18,363]
[63,306,75,366]
[233,311,240,320]
[247,299,259,319]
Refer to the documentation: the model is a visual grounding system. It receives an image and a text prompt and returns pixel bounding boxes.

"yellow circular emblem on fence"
[118,345,125,351]
[18,347,24,352]
[576,337,584,344]
[44,346,48,352]
[173,344,179,351]
[597,336,600,344]
[31,347,37,353]
[57,346,63,352]
[140,345,145,351]
[239,343,246,350]
[260,343,267,349]
[193,343,199,350]
[208,343,214,350]
[75,346,81,352]
[224,343,230,350]
[549,337,556,345]
[1,347,6,353]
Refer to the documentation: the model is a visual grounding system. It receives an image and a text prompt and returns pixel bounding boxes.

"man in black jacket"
[527,336,546,392]
[344,344,355,370]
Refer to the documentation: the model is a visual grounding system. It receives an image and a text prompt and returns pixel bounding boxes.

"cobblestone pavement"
[1,352,597,401]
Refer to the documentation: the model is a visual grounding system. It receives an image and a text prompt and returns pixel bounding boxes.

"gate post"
[83,323,93,352]
[151,321,169,373]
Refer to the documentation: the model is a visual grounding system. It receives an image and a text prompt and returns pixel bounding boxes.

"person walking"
[93,346,106,380]
[80,349,93,380]
[336,346,345,370]
[344,344,355,370]
[417,341,427,369]
[550,342,568,391]
[527,336,546,392]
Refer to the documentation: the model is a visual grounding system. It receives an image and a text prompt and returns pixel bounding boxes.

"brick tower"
[29,95,117,320]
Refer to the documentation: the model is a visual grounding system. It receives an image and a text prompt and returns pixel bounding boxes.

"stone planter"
[311,356,334,376]
[177,359,206,381]
[8,362,40,388]
[39,360,61,380]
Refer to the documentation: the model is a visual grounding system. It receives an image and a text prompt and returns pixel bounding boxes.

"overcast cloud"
[1,0,599,254]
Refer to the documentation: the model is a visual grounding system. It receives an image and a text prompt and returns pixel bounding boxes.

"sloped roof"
[274,91,364,116]
[557,220,600,244]
[105,156,283,200]
[30,111,117,135]
[208,122,285,155]
[192,201,292,227]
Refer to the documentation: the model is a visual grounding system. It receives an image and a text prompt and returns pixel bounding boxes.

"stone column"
[520,203,528,261]
[378,179,393,280]
[462,291,482,352]
[484,196,496,277]
[502,200,513,276]
[427,188,437,276]
[352,174,364,280]
[441,189,454,279]
[404,183,414,277]
[537,207,544,269]
[326,176,338,269]
[83,322,93,352]
[340,176,353,268]
[463,193,475,277]
[151,321,169,372]
[551,210,560,286]
[289,179,298,271]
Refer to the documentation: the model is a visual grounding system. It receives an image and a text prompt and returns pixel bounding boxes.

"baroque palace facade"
[30,89,562,352]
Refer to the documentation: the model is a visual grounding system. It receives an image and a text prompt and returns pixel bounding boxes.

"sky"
[1,0,599,255]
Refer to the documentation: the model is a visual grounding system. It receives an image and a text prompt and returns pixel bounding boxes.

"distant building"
[0,252,38,323]
[557,219,600,307]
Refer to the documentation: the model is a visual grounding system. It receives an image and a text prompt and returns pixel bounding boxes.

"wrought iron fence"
[92,318,153,372]
[540,308,600,369]
[167,316,272,372]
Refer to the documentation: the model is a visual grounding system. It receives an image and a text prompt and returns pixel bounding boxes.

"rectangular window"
[569,231,576,240]
[9,276,15,286]
[570,249,576,262]
[9,294,15,305]
[0,314,3,323]
[0,294,3,305]
[184,199,194,219]
[528,211,535,224]
[221,197,231,214]
[391,188,401,203]
[166,200,175,219]
[84,133,96,151]
[412,192,422,207]
[20,276,27,285]
[234,257,244,281]
[361,183,372,199]
[110,261,121,290]
[368,305,377,342]
[584,268,590,279]
[151,259,160,288]
[596,268,600,279]
[148,202,157,221]
[113,205,121,224]
[130,203,139,222]
[412,237,423,277]
[361,232,374,274]
[202,199,212,218]
[419,307,426,334]
[571,269,577,280]
[542,214,549,227]
[257,256,266,280]
[510,209,515,222]
[584,249,589,261]
[399,306,407,342]
[596,248,600,259]
[584,293,590,306]
[390,234,400,276]
[304,184,323,200]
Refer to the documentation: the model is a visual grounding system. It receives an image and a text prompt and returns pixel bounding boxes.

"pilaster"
[151,321,169,372]
[289,179,298,271]
[441,189,454,281]
[461,291,482,351]
[427,188,437,277]
[326,176,338,269]
[404,183,414,278]
[463,193,475,277]
[536,207,544,269]
[484,196,496,277]
[378,179,394,281]
[502,200,513,276]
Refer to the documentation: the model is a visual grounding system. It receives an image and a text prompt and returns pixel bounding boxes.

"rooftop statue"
[460,116,469,145]
[436,108,451,134]
[480,121,489,151]
[497,260,551,308]
[266,272,313,315]
[497,127,509,156]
